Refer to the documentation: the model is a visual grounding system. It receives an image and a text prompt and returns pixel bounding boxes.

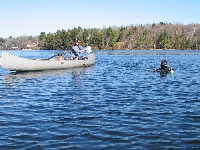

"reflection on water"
[2,67,91,83]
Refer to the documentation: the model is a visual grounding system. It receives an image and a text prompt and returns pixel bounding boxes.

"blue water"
[0,50,200,149]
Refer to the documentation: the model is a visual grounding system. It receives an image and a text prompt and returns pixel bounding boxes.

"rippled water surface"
[0,50,200,149]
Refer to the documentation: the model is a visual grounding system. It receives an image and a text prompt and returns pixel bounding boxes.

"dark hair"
[161,60,167,68]
[74,38,80,43]
[161,60,167,65]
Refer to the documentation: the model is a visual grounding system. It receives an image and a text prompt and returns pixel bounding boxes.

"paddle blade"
[85,46,92,53]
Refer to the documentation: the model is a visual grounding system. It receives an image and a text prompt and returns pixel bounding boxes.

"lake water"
[0,50,200,149]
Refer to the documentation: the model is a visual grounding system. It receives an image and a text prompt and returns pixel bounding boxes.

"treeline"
[1,22,200,50]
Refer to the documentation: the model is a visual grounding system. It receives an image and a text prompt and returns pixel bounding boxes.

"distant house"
[12,46,19,50]
[25,43,38,50]
[116,42,124,49]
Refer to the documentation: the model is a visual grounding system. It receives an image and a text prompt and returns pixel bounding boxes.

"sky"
[0,0,200,38]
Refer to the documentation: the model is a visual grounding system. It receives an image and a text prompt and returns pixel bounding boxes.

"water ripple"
[0,50,200,149]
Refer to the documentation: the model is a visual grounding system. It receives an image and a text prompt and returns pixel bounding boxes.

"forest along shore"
[0,23,200,50]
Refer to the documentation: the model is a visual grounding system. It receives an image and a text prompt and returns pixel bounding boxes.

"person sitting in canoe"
[154,58,174,74]
[56,53,63,60]
[71,38,86,60]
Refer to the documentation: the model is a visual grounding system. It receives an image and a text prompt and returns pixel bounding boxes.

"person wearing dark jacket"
[154,58,174,75]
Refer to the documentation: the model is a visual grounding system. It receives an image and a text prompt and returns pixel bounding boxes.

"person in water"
[71,38,86,60]
[154,58,174,74]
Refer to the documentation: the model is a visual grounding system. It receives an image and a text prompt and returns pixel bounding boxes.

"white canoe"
[1,51,95,71]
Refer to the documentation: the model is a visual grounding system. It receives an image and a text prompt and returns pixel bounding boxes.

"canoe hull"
[1,51,95,71]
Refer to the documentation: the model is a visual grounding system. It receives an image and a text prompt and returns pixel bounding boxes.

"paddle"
[48,50,67,59]
[84,41,92,53]
[85,46,92,53]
